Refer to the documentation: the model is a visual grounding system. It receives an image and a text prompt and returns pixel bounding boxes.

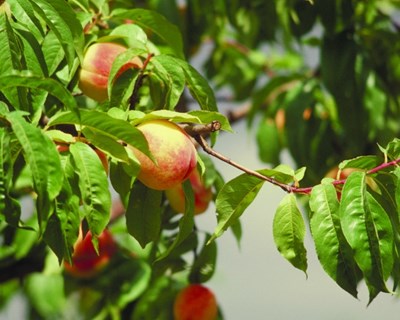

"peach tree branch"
[186,121,400,195]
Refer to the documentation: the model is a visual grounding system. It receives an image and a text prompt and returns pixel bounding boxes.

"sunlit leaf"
[339,171,394,302]
[273,193,307,274]
[209,173,264,243]
[309,183,359,297]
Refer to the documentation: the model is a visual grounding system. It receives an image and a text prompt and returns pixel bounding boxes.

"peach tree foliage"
[0,0,399,318]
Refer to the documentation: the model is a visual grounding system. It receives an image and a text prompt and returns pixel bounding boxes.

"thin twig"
[189,121,400,195]
[129,53,154,110]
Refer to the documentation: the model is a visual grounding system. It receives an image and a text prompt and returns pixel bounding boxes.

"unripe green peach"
[173,284,218,320]
[64,229,117,278]
[129,120,197,190]
[78,42,142,102]
[165,169,212,215]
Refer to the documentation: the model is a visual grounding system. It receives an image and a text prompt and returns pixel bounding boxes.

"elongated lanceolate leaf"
[0,129,20,226]
[112,8,184,58]
[156,179,195,261]
[209,173,265,243]
[69,142,111,237]
[0,72,78,113]
[309,183,359,298]
[27,0,84,68]
[149,55,186,110]
[48,110,151,160]
[126,182,162,249]
[339,171,394,302]
[273,193,307,274]
[6,112,63,228]
[175,60,218,112]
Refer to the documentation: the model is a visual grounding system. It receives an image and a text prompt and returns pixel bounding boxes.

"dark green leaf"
[69,142,111,237]
[256,117,281,165]
[43,181,80,264]
[126,182,162,248]
[273,193,307,274]
[156,179,195,261]
[0,71,79,114]
[149,55,186,110]
[189,233,217,283]
[7,112,63,228]
[309,183,359,297]
[0,128,20,226]
[175,60,218,111]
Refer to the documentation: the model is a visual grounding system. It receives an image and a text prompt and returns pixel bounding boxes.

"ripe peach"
[64,229,117,278]
[165,169,212,215]
[173,284,218,320]
[78,42,143,102]
[129,120,197,190]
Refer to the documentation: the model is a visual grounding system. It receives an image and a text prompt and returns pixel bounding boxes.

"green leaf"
[0,71,79,114]
[339,171,394,302]
[82,127,131,165]
[189,233,217,283]
[41,30,65,76]
[48,110,152,160]
[209,173,264,243]
[256,117,281,165]
[43,181,80,264]
[149,55,186,110]
[112,8,184,58]
[156,179,195,261]
[108,47,146,108]
[273,193,308,274]
[25,273,65,318]
[6,112,63,228]
[130,109,201,125]
[0,12,29,110]
[9,0,45,39]
[309,183,359,298]
[175,60,218,111]
[15,28,48,76]
[338,155,381,171]
[69,142,111,237]
[0,128,20,226]
[28,0,84,68]
[126,182,162,248]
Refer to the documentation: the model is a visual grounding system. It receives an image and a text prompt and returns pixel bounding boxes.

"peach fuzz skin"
[64,229,117,278]
[165,169,212,215]
[129,120,197,191]
[78,42,142,102]
[173,284,218,320]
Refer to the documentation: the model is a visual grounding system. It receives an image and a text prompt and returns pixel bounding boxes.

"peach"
[78,42,142,102]
[64,229,117,278]
[173,284,218,320]
[129,120,197,190]
[165,169,212,215]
